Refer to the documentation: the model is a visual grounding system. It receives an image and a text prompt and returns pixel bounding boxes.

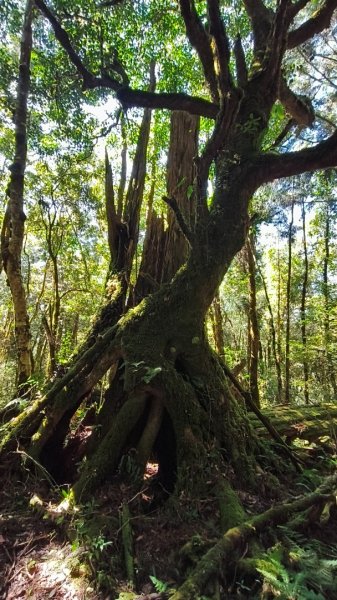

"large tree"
[2,0,337,561]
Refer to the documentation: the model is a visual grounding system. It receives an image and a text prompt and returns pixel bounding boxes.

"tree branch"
[287,0,337,49]
[116,88,218,118]
[278,77,315,127]
[255,130,337,184]
[163,196,194,245]
[270,118,296,148]
[35,0,118,90]
[265,0,290,83]
[289,0,311,20]
[207,0,233,96]
[242,0,272,51]
[178,0,219,102]
[35,0,219,118]
[234,35,248,87]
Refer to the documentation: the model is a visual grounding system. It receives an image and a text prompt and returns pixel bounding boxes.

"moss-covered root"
[120,503,135,584]
[72,395,147,502]
[170,475,337,600]
[215,479,246,532]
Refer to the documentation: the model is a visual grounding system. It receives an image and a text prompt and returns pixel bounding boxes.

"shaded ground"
[0,474,97,600]
[1,405,337,600]
[0,457,281,600]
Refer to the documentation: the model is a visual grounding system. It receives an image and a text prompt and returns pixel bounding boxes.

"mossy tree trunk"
[210,290,225,358]
[0,0,34,390]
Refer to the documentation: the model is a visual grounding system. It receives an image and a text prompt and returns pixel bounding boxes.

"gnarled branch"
[287,0,337,48]
[278,77,315,127]
[163,196,194,246]
[207,0,233,96]
[35,0,219,118]
[255,129,337,184]
[178,0,219,102]
[242,0,272,51]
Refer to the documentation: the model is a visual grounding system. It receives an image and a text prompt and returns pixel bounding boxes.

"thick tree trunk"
[162,110,199,282]
[0,0,33,389]
[134,110,199,302]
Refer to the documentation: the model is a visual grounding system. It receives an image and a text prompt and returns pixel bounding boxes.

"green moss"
[216,479,246,532]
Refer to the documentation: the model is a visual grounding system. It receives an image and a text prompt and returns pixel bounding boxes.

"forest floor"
[1,406,337,600]
[0,472,98,600]
[0,460,270,600]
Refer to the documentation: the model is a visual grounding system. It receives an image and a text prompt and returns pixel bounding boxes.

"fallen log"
[249,403,337,444]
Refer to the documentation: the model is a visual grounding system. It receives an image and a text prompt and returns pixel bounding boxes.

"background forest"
[1,1,337,599]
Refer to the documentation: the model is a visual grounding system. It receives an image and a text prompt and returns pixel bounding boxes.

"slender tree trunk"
[284,199,294,404]
[258,262,282,402]
[300,199,310,404]
[277,242,283,402]
[0,0,33,390]
[117,114,127,220]
[245,232,260,407]
[39,201,63,375]
[323,202,337,398]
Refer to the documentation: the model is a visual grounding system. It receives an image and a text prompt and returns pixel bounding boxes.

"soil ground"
[1,431,337,599]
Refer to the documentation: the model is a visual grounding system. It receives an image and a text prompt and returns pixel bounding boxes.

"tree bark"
[258,261,283,402]
[134,110,199,302]
[323,201,337,398]
[0,0,33,390]
[244,232,260,408]
[300,199,310,404]
[210,289,225,357]
[284,199,294,404]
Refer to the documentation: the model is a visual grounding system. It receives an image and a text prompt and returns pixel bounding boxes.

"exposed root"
[170,474,337,600]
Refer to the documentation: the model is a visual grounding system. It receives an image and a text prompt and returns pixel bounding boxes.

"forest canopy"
[1,1,337,599]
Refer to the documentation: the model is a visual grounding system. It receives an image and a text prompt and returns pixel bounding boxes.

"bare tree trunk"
[0,0,33,390]
[161,110,199,282]
[258,262,282,402]
[284,200,294,404]
[277,242,283,400]
[123,64,156,286]
[117,114,127,220]
[323,201,337,398]
[300,199,310,404]
[134,109,199,301]
[245,232,260,408]
[40,204,63,375]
